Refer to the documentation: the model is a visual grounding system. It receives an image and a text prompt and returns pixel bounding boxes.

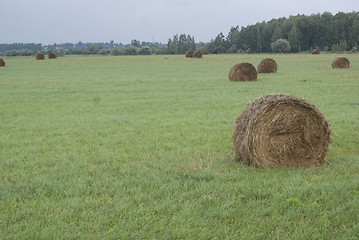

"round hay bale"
[233,94,331,167]
[0,58,5,67]
[48,52,57,59]
[257,58,277,73]
[185,51,194,58]
[332,57,350,69]
[193,51,203,58]
[36,53,45,60]
[312,49,320,54]
[229,63,257,81]
[201,50,209,55]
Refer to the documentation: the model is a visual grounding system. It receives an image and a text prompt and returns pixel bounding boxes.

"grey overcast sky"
[1,0,358,45]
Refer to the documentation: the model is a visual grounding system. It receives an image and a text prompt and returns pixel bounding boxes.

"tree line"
[0,41,166,56]
[205,11,359,53]
[1,11,358,56]
[0,35,203,56]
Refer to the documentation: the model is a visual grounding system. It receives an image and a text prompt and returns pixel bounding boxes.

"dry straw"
[332,57,350,69]
[229,63,257,81]
[193,51,203,58]
[201,50,209,55]
[36,53,45,60]
[233,94,331,167]
[257,58,277,73]
[0,58,5,67]
[48,52,57,59]
[185,51,194,58]
[312,49,320,54]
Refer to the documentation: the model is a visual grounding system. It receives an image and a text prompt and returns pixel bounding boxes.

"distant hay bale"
[229,63,257,81]
[48,52,57,59]
[185,51,194,58]
[36,53,45,60]
[193,51,203,58]
[312,49,320,54]
[201,50,209,55]
[332,57,350,69]
[0,58,5,67]
[233,94,331,167]
[257,58,277,73]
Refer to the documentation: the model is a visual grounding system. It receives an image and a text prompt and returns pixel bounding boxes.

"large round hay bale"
[312,49,320,54]
[185,51,194,58]
[229,63,257,81]
[332,57,350,69]
[193,51,203,58]
[0,58,5,67]
[233,94,331,167]
[201,50,209,55]
[257,58,277,73]
[36,53,45,60]
[48,52,57,59]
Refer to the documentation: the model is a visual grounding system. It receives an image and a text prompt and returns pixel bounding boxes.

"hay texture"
[201,50,209,55]
[193,51,203,58]
[312,49,320,54]
[229,63,257,81]
[36,53,45,60]
[332,57,350,69]
[233,94,331,167]
[185,51,194,58]
[0,58,5,67]
[48,52,57,59]
[257,58,277,73]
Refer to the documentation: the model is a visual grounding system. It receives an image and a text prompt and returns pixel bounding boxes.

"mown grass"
[0,53,358,239]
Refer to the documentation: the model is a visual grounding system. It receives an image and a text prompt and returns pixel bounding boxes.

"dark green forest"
[206,11,359,53]
[1,11,358,56]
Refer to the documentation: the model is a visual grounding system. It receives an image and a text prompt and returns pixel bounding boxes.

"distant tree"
[111,48,122,56]
[56,48,65,57]
[136,46,151,55]
[167,38,177,54]
[131,40,141,48]
[150,46,168,54]
[271,26,283,42]
[76,41,85,49]
[166,34,195,54]
[70,49,84,55]
[177,34,185,53]
[205,32,228,54]
[57,43,74,49]
[331,41,348,52]
[0,43,42,53]
[271,39,290,53]
[125,46,138,55]
[288,23,299,52]
[99,49,111,55]
[84,44,103,54]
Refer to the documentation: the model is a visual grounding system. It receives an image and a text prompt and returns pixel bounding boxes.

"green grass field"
[1,54,359,239]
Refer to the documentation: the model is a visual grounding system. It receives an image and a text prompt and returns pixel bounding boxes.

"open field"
[1,54,359,239]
